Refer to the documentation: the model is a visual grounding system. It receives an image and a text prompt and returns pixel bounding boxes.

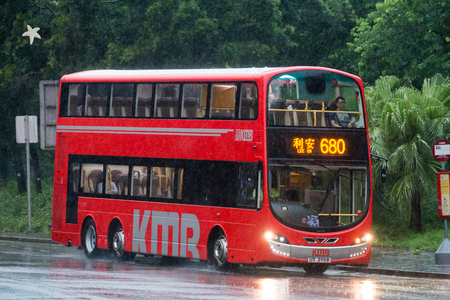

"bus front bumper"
[267,240,370,263]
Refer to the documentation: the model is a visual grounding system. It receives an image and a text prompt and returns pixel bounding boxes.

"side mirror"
[381,168,387,183]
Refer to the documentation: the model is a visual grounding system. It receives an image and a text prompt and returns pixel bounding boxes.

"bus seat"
[285,100,296,125]
[304,190,333,213]
[111,97,124,117]
[325,100,337,127]
[240,98,254,119]
[69,95,81,116]
[88,97,107,117]
[270,98,286,125]
[308,100,326,127]
[151,174,167,197]
[211,109,234,119]
[137,97,152,117]
[123,97,133,116]
[88,170,103,193]
[182,97,199,118]
[156,97,175,118]
[140,175,147,196]
[110,170,122,182]
[116,173,128,195]
[132,177,141,196]
[71,168,80,192]
[295,100,310,126]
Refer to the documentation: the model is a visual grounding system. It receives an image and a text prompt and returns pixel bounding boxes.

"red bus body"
[52,67,372,271]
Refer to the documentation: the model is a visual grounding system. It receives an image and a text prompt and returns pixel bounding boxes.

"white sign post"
[15,116,38,232]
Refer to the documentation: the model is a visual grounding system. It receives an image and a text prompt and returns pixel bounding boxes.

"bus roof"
[60,66,359,83]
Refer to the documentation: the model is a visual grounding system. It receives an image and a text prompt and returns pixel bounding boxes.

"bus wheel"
[303,263,328,275]
[111,224,136,261]
[212,233,238,271]
[82,219,101,258]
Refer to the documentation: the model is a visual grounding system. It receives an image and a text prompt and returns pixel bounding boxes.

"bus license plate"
[308,257,331,263]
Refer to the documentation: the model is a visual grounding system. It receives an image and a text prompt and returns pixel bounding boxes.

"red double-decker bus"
[51,67,372,274]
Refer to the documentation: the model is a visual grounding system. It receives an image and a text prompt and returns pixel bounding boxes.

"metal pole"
[25,116,31,233]
[445,218,448,240]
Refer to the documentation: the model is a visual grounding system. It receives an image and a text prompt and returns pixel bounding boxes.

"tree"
[348,0,450,86]
[104,0,293,68]
[366,75,450,232]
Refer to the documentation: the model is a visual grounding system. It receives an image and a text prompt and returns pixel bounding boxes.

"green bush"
[0,179,52,233]
[372,223,446,252]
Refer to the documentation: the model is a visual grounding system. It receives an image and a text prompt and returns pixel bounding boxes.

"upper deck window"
[268,71,365,128]
[110,84,134,117]
[181,84,207,118]
[60,81,258,120]
[239,83,258,119]
[210,83,236,119]
[155,84,180,118]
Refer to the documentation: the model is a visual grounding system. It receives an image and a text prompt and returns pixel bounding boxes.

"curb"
[0,235,56,244]
[336,265,450,279]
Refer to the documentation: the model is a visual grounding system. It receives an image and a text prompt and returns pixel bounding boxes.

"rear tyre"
[212,233,239,272]
[82,219,101,258]
[303,263,328,275]
[111,224,136,261]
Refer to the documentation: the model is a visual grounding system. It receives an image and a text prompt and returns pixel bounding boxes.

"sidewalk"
[337,246,450,279]
[1,232,449,278]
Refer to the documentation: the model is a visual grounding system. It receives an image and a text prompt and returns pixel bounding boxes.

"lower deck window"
[67,156,262,210]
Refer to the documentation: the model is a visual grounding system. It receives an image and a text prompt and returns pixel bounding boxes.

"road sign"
[437,172,450,218]
[433,140,450,162]
[15,116,38,144]
[39,80,58,150]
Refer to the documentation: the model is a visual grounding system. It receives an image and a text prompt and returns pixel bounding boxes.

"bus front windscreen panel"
[268,70,365,128]
[268,163,369,231]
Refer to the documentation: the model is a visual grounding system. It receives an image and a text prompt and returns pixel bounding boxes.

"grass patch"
[372,223,446,252]
[0,180,52,233]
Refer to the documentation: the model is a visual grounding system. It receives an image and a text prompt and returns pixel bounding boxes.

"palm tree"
[366,75,450,232]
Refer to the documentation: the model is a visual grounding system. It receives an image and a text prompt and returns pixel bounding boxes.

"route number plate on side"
[308,257,332,263]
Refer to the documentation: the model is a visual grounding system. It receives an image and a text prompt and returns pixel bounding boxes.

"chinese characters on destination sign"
[292,138,346,155]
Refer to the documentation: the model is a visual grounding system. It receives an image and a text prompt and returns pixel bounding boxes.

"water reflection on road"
[0,240,448,299]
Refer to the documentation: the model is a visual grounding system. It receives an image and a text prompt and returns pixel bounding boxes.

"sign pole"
[433,140,450,265]
[16,115,37,233]
[25,116,32,233]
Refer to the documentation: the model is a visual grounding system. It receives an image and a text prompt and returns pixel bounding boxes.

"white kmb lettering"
[235,129,253,141]
[132,209,200,258]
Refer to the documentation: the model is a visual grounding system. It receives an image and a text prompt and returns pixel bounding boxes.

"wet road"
[0,240,449,299]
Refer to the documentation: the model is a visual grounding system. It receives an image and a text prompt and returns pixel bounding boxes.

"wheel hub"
[213,236,228,266]
[85,226,96,253]
[113,230,125,256]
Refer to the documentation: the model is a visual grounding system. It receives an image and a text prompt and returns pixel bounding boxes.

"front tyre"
[111,224,136,261]
[82,219,101,258]
[212,233,238,271]
[303,263,328,275]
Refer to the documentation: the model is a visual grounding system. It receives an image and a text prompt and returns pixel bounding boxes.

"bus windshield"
[268,162,369,231]
[268,70,365,128]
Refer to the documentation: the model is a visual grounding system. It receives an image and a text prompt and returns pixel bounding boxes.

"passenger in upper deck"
[329,96,355,128]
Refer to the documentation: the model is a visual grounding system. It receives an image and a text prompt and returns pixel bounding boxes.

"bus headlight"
[353,233,372,245]
[263,231,290,244]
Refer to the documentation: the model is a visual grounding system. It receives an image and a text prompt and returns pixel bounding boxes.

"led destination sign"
[267,129,368,161]
[291,137,346,156]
